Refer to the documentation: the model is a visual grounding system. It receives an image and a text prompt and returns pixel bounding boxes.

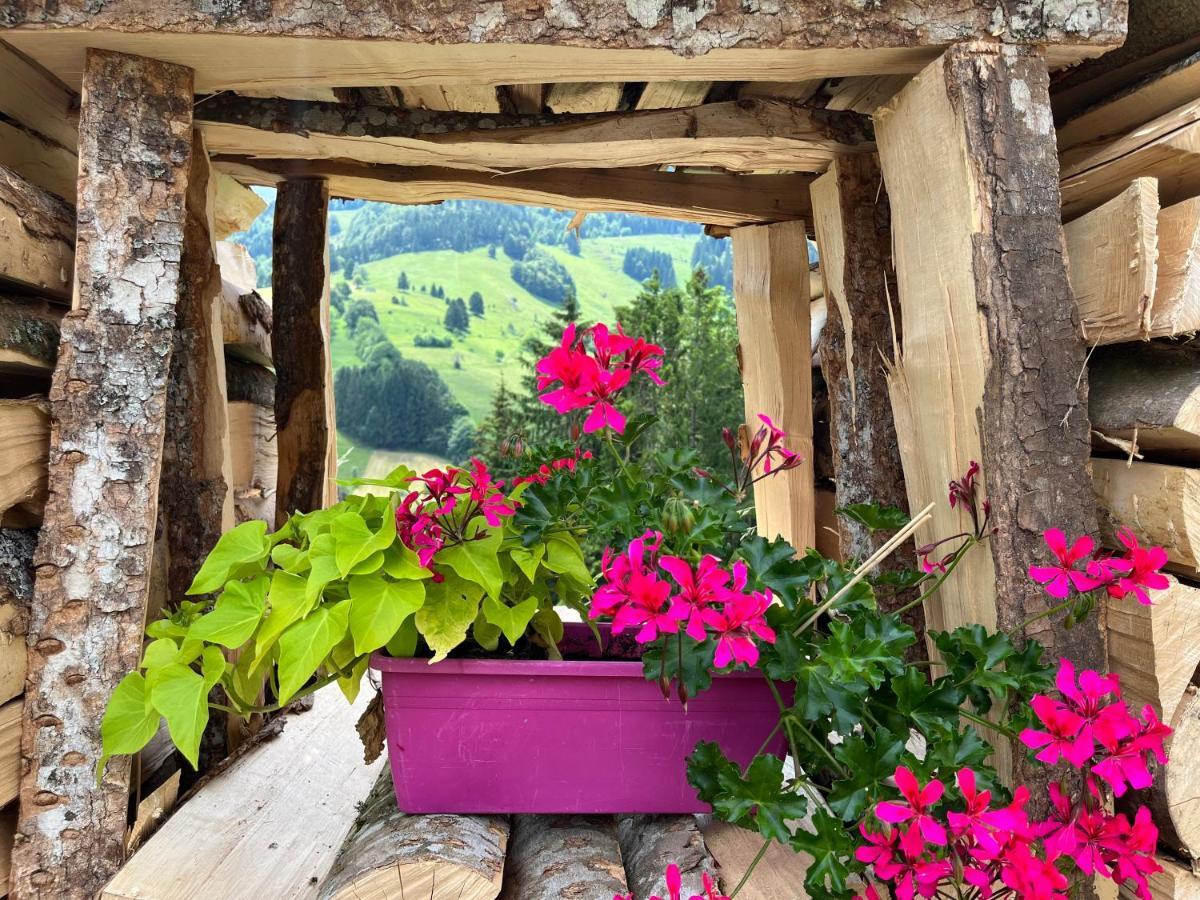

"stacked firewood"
[1057,49,1200,898]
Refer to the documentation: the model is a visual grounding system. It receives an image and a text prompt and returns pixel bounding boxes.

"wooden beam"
[1089,343,1200,462]
[504,84,544,115]
[822,75,910,113]
[11,49,194,900]
[732,220,815,553]
[272,178,331,525]
[0,398,48,527]
[635,81,711,110]
[0,119,76,204]
[215,156,815,230]
[0,699,21,807]
[811,154,920,629]
[701,820,812,900]
[498,816,627,900]
[0,40,78,152]
[1093,458,1200,576]
[1064,177,1159,344]
[0,163,75,302]
[194,95,871,175]
[211,170,266,241]
[877,45,1103,792]
[400,85,500,114]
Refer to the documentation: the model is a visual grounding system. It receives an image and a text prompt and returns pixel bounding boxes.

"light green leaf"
[472,610,501,652]
[437,526,503,600]
[187,576,268,648]
[348,573,426,655]
[232,642,274,708]
[336,463,415,489]
[271,543,310,574]
[187,521,270,595]
[141,638,181,671]
[149,664,209,769]
[305,533,340,604]
[483,595,539,646]
[416,575,483,663]
[333,508,396,577]
[201,645,226,692]
[544,533,592,588]
[382,546,431,581]
[337,656,369,704]
[276,600,351,703]
[98,672,160,780]
[349,550,385,576]
[385,616,419,658]
[254,570,315,667]
[532,606,565,659]
[510,545,545,583]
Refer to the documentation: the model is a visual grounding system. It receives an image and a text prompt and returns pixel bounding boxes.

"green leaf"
[305,533,341,605]
[472,610,502,652]
[482,595,538,646]
[382,545,432,581]
[509,544,545,583]
[437,527,503,600]
[141,638,182,671]
[333,508,396,577]
[827,731,905,821]
[642,634,715,701]
[790,809,857,898]
[187,520,270,595]
[530,605,564,657]
[348,573,426,655]
[416,575,483,663]
[187,576,268,648]
[149,664,210,769]
[98,672,160,779]
[254,570,316,667]
[276,600,351,703]
[688,746,807,844]
[336,463,414,489]
[385,616,419,658]
[891,668,966,737]
[270,543,310,574]
[543,533,592,588]
[736,537,824,610]
[835,503,910,532]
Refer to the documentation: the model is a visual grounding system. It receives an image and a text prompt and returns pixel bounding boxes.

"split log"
[215,240,258,293]
[0,40,78,153]
[0,528,34,705]
[498,815,628,900]
[1092,459,1200,576]
[216,156,816,230]
[237,85,339,103]
[0,804,14,896]
[877,45,1103,794]
[1154,197,1200,338]
[1089,343,1200,462]
[220,282,273,367]
[617,815,715,900]
[194,95,873,176]
[732,220,815,552]
[400,85,501,114]
[0,296,61,380]
[228,399,278,526]
[1063,178,1159,344]
[0,119,77,204]
[739,81,823,104]
[636,82,711,110]
[545,82,623,114]
[272,178,331,525]
[701,820,812,900]
[0,163,75,302]
[11,49,194,900]
[318,769,508,900]
[1060,100,1200,221]
[823,75,909,113]
[211,171,267,241]
[1148,686,1200,860]
[504,84,545,115]
[1119,856,1200,900]
[226,357,276,408]
[0,399,48,527]
[0,699,22,807]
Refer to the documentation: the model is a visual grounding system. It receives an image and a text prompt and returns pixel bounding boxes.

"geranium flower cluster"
[614,863,729,900]
[716,414,804,498]
[1029,527,1169,605]
[590,530,776,668]
[511,447,594,486]
[918,461,993,575]
[856,662,1170,900]
[394,458,517,567]
[536,322,664,434]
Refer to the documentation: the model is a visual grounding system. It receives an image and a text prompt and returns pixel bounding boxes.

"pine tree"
[444,297,470,333]
[469,291,484,317]
[397,271,409,290]
[344,258,356,279]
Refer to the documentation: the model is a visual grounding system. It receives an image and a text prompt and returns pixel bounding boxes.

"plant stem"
[1019,598,1073,630]
[893,539,974,617]
[753,720,784,759]
[958,707,1018,740]
[729,837,772,898]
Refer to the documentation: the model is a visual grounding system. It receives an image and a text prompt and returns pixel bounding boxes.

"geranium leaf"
[187,576,268,648]
[416,575,483,663]
[276,600,351,703]
[149,663,209,769]
[835,502,910,532]
[482,595,538,646]
[187,520,269,595]
[348,573,425,655]
[98,672,160,780]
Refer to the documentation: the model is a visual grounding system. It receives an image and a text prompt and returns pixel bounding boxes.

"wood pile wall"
[1059,49,1200,894]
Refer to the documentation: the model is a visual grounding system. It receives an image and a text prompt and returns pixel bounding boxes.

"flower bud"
[722,427,735,450]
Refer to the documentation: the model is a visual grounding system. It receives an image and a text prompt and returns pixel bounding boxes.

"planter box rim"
[369,651,763,680]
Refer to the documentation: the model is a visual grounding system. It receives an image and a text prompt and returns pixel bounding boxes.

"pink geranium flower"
[876,767,948,846]
[1028,529,1103,598]
[612,862,729,900]
[659,554,733,641]
[1106,528,1170,605]
[701,589,775,668]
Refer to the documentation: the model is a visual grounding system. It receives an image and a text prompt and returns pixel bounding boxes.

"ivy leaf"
[187,520,269,595]
[642,634,714,701]
[827,731,906,821]
[530,605,565,656]
[336,463,414,489]
[149,663,210,769]
[437,527,503,600]
[836,503,910,532]
[276,600,351,703]
[348,573,425,655]
[254,570,316,667]
[98,672,160,779]
[332,510,395,577]
[790,809,858,899]
[709,753,808,844]
[482,595,539,646]
[187,576,268,648]
[416,575,483,663]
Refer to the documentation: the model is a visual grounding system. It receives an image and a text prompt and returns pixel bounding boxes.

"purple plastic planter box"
[369,625,786,814]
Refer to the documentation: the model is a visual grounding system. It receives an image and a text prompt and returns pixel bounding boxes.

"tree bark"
[271,178,330,525]
[1089,342,1200,461]
[498,815,629,900]
[617,815,716,900]
[11,49,193,900]
[811,153,922,643]
[0,296,62,388]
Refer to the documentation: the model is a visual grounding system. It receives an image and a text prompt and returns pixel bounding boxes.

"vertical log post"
[810,154,923,640]
[875,43,1104,791]
[12,50,193,899]
[732,221,816,552]
[272,178,332,526]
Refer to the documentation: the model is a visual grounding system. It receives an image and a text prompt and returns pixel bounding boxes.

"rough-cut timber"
[636,81,711,110]
[1092,459,1200,576]
[401,84,500,114]
[1089,343,1200,462]
[0,163,75,302]
[272,178,330,526]
[877,44,1103,792]
[211,170,267,240]
[810,154,920,632]
[0,295,61,379]
[0,398,48,528]
[11,49,193,900]
[0,40,79,153]
[545,82,623,114]
[1154,197,1200,338]
[700,820,812,900]
[1119,857,1200,900]
[498,815,628,900]
[228,396,278,525]
[194,95,874,175]
[161,134,234,609]
[0,118,77,204]
[318,769,508,900]
[1063,178,1159,344]
[1149,686,1200,861]
[732,221,815,553]
[216,156,815,230]
[617,815,715,900]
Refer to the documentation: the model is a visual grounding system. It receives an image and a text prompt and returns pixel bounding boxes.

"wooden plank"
[194,95,872,175]
[0,700,22,808]
[1064,177,1159,344]
[1154,196,1200,338]
[102,689,386,900]
[0,164,74,302]
[877,45,1104,792]
[211,171,267,241]
[216,240,258,293]
[400,85,500,113]
[0,296,61,378]
[1060,100,1200,222]
[732,220,815,552]
[701,820,812,900]
[0,399,48,527]
[1089,342,1200,462]
[272,178,331,525]
[0,40,78,152]
[636,81,711,110]
[498,816,627,900]
[1093,458,1200,576]
[11,50,194,900]
[236,85,338,102]
[504,84,544,114]
[822,75,909,113]
[215,156,816,229]
[1119,856,1200,900]
[0,120,76,205]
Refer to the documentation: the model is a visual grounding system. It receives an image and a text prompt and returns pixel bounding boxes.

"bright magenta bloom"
[659,554,732,641]
[612,862,729,900]
[876,767,948,846]
[1028,529,1102,598]
[701,589,775,668]
[1106,528,1170,604]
